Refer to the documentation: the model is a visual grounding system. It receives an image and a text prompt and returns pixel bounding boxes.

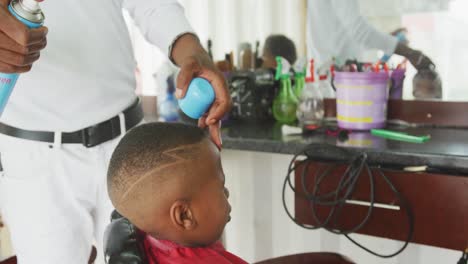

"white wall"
[222,150,460,264]
[179,0,307,61]
[124,0,307,96]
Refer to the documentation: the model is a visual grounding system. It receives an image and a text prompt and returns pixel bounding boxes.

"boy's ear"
[170,200,197,231]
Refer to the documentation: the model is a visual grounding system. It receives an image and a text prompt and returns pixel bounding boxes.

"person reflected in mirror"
[261,35,297,69]
[307,0,435,71]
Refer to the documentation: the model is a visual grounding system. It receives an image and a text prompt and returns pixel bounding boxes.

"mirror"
[127,0,467,102]
[357,0,467,101]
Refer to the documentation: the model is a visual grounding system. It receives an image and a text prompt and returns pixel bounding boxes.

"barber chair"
[103,211,355,264]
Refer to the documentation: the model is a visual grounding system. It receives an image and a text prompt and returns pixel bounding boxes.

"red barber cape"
[144,235,248,264]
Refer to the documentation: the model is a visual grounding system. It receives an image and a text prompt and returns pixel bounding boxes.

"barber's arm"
[330,0,398,56]
[0,0,48,73]
[330,0,433,70]
[122,0,231,148]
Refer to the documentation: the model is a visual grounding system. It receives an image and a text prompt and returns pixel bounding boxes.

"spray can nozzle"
[18,0,42,13]
[10,0,44,23]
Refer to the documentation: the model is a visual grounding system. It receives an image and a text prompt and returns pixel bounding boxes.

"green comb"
[371,129,431,143]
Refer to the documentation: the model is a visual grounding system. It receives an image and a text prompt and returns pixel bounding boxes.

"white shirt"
[307,0,398,69]
[0,0,193,132]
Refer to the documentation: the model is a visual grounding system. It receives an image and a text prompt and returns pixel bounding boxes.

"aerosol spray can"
[0,0,45,116]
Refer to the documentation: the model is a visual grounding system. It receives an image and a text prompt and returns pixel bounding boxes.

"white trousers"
[0,132,121,264]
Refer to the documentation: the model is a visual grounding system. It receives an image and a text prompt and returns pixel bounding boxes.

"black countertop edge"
[222,138,468,176]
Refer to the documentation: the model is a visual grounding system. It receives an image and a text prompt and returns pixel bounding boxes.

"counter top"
[222,120,468,174]
[140,95,468,174]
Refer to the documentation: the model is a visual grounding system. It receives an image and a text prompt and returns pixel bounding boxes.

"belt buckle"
[81,126,100,148]
[81,118,122,148]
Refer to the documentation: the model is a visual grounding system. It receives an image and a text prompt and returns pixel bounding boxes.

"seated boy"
[106,122,247,264]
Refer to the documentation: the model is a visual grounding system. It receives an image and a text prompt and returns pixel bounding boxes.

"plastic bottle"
[296,59,324,126]
[238,43,253,70]
[272,57,298,124]
[207,39,213,60]
[318,73,335,98]
[0,0,45,116]
[254,41,261,68]
[293,58,307,99]
[159,76,179,122]
[316,60,336,98]
[178,77,215,119]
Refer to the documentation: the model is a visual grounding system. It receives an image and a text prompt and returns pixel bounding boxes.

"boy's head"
[262,34,297,69]
[108,123,231,247]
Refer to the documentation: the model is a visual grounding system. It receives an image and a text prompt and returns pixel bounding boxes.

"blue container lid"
[178,78,215,119]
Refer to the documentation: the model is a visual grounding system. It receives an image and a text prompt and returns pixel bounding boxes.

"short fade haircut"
[107,122,207,207]
[264,35,297,65]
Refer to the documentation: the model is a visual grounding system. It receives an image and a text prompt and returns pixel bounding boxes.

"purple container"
[334,71,389,130]
[337,132,386,149]
[389,69,406,99]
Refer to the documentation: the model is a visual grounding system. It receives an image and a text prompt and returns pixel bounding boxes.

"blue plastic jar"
[178,78,215,119]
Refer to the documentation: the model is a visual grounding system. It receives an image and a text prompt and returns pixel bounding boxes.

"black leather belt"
[0,99,143,148]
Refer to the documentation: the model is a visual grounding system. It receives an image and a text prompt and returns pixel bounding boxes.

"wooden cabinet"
[295,161,468,251]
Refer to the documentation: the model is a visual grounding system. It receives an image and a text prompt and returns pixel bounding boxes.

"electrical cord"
[458,249,468,264]
[282,144,414,258]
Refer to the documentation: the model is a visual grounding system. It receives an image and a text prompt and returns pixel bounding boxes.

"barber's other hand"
[407,49,434,70]
[395,43,434,71]
[0,0,48,73]
[174,34,231,149]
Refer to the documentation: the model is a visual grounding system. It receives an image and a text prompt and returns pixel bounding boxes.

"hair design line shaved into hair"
[107,122,208,212]
[117,144,201,204]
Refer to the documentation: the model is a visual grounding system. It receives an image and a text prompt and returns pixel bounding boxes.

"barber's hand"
[0,0,48,73]
[173,34,231,149]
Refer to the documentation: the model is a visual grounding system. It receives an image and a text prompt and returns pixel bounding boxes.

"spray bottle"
[296,59,324,126]
[272,56,298,124]
[0,0,45,116]
[293,58,307,99]
[159,76,179,122]
[317,60,335,98]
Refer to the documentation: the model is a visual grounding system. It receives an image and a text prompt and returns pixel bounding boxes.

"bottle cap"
[178,78,215,119]
[275,56,291,80]
[306,59,315,83]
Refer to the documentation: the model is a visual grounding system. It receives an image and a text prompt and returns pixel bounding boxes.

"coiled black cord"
[458,249,468,264]
[282,144,414,258]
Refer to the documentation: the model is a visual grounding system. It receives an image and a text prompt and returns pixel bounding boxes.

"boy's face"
[189,139,231,246]
[261,49,277,69]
